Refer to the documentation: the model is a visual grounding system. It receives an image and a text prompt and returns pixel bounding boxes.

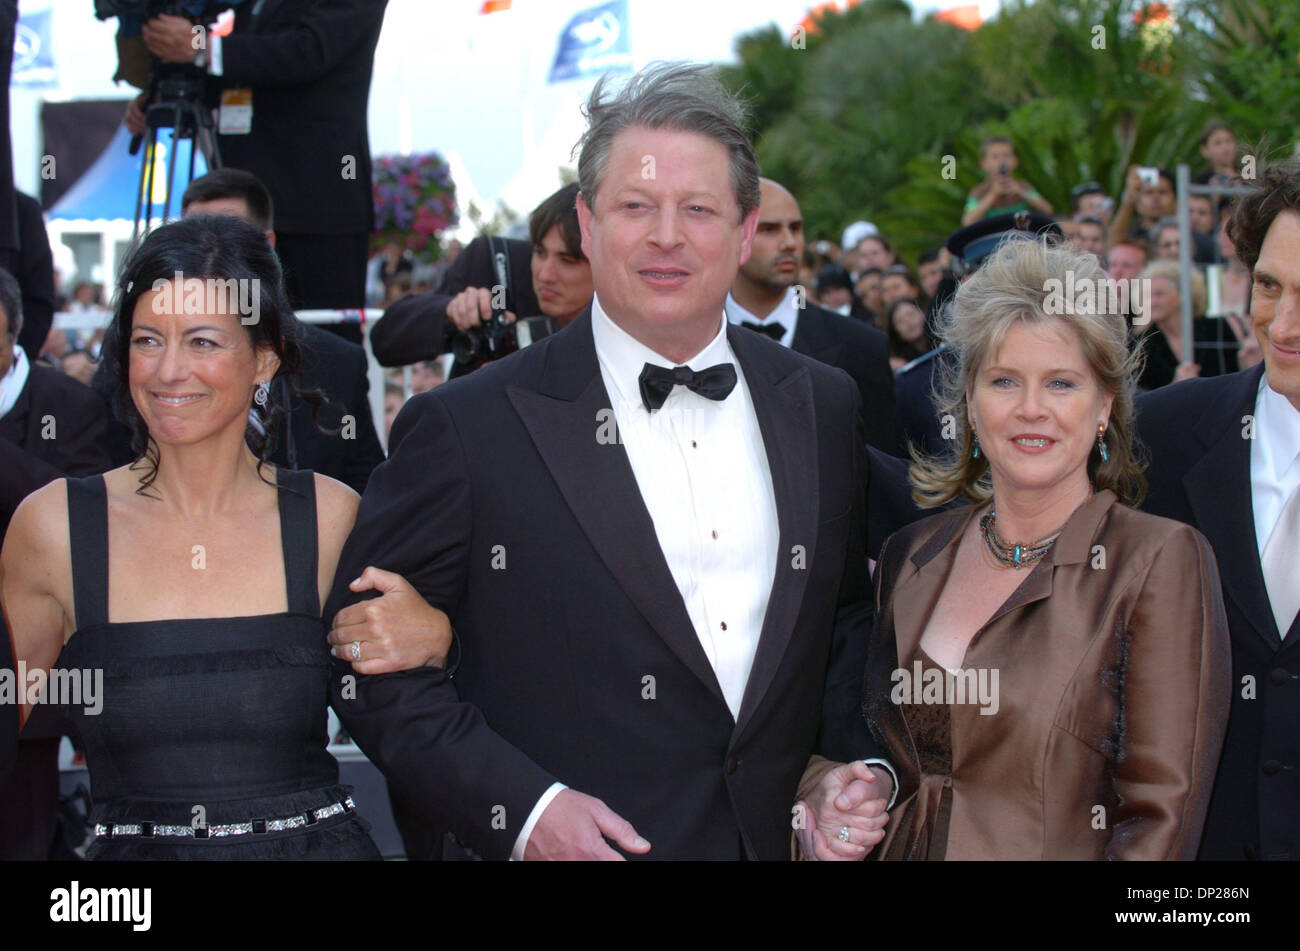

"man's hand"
[327,567,452,674]
[794,760,889,861]
[124,93,148,136]
[1174,360,1202,383]
[142,14,200,64]
[446,286,516,331]
[523,789,651,860]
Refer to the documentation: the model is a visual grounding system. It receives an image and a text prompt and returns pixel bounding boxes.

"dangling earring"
[1096,423,1109,463]
[971,428,981,459]
[254,380,270,407]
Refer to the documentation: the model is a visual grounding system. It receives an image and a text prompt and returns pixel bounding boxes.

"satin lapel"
[730,328,818,737]
[1183,367,1278,649]
[506,316,727,705]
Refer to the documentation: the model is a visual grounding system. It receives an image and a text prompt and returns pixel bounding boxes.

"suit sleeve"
[325,391,558,860]
[368,238,487,366]
[857,329,897,455]
[337,344,384,491]
[815,379,879,763]
[220,0,386,86]
[1106,525,1231,859]
[13,195,54,359]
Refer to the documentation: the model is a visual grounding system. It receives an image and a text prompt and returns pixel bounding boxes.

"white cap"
[841,220,879,251]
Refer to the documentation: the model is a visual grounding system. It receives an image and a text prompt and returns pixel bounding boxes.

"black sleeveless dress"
[59,468,380,860]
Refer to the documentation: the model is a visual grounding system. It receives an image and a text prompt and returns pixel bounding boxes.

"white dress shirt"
[512,294,781,859]
[1251,373,1300,556]
[725,287,802,349]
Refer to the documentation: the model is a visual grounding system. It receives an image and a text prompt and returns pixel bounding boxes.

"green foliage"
[719,0,1300,266]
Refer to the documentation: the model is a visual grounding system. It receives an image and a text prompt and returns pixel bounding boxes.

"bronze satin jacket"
[863,490,1231,860]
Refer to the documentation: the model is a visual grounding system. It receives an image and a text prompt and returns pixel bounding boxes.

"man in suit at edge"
[324,62,890,860]
[1137,157,1300,860]
[726,177,897,455]
[140,0,387,319]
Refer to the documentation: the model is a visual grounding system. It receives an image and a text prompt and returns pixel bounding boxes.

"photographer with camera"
[123,0,387,325]
[370,183,594,375]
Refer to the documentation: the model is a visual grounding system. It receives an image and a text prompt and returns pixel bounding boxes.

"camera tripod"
[129,65,223,241]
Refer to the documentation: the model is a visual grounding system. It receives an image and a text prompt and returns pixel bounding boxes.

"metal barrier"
[1174,165,1256,348]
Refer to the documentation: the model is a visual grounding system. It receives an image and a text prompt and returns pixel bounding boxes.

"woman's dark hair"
[101,214,324,496]
[884,297,930,362]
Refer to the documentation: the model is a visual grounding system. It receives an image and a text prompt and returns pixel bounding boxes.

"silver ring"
[351,640,362,662]
[837,826,851,843]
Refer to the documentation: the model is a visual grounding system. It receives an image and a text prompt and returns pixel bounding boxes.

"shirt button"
[711,530,718,539]
[720,621,727,631]
[691,440,697,448]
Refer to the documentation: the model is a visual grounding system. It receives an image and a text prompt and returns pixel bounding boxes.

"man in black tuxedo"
[327,63,888,861]
[141,0,388,313]
[93,168,385,492]
[725,178,896,454]
[1137,157,1300,860]
[0,269,112,859]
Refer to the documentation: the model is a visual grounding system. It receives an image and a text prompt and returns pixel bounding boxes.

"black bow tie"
[638,362,738,411]
[741,320,786,342]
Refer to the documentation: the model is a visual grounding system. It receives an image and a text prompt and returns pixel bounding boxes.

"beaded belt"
[94,796,356,838]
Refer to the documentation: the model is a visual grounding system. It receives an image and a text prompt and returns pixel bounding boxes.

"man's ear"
[576,192,593,260]
[737,205,760,266]
[266,230,277,251]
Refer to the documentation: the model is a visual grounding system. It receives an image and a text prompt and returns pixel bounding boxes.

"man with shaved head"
[727,178,895,452]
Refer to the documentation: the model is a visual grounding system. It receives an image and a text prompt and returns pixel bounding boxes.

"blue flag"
[548,0,632,84]
[13,9,55,88]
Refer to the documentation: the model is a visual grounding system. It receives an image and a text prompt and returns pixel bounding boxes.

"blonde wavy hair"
[909,236,1147,508]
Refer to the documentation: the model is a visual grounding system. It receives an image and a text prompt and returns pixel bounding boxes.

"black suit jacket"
[369,236,540,367]
[790,303,896,454]
[92,323,382,494]
[1,365,112,537]
[216,0,387,235]
[325,309,875,860]
[1137,364,1300,860]
[273,323,384,493]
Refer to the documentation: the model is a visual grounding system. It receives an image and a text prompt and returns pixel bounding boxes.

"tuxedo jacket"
[271,322,384,494]
[791,303,896,455]
[1,365,112,538]
[369,236,540,368]
[1137,365,1300,860]
[325,309,876,860]
[216,0,387,235]
[92,323,383,494]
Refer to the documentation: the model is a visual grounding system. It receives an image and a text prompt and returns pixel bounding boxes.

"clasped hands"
[327,567,452,674]
[794,760,892,861]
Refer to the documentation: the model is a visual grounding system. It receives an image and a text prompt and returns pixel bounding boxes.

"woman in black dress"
[1,216,451,859]
[1135,260,1239,389]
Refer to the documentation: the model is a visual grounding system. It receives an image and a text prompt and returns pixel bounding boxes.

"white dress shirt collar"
[1250,371,1300,555]
[591,293,734,411]
[1259,374,1300,481]
[724,286,801,349]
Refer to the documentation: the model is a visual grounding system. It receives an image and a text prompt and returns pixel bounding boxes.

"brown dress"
[885,644,953,861]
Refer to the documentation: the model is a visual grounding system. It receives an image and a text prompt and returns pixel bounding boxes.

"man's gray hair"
[575,61,760,222]
[0,268,22,341]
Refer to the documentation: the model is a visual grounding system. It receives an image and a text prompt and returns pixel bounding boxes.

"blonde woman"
[811,238,1230,860]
